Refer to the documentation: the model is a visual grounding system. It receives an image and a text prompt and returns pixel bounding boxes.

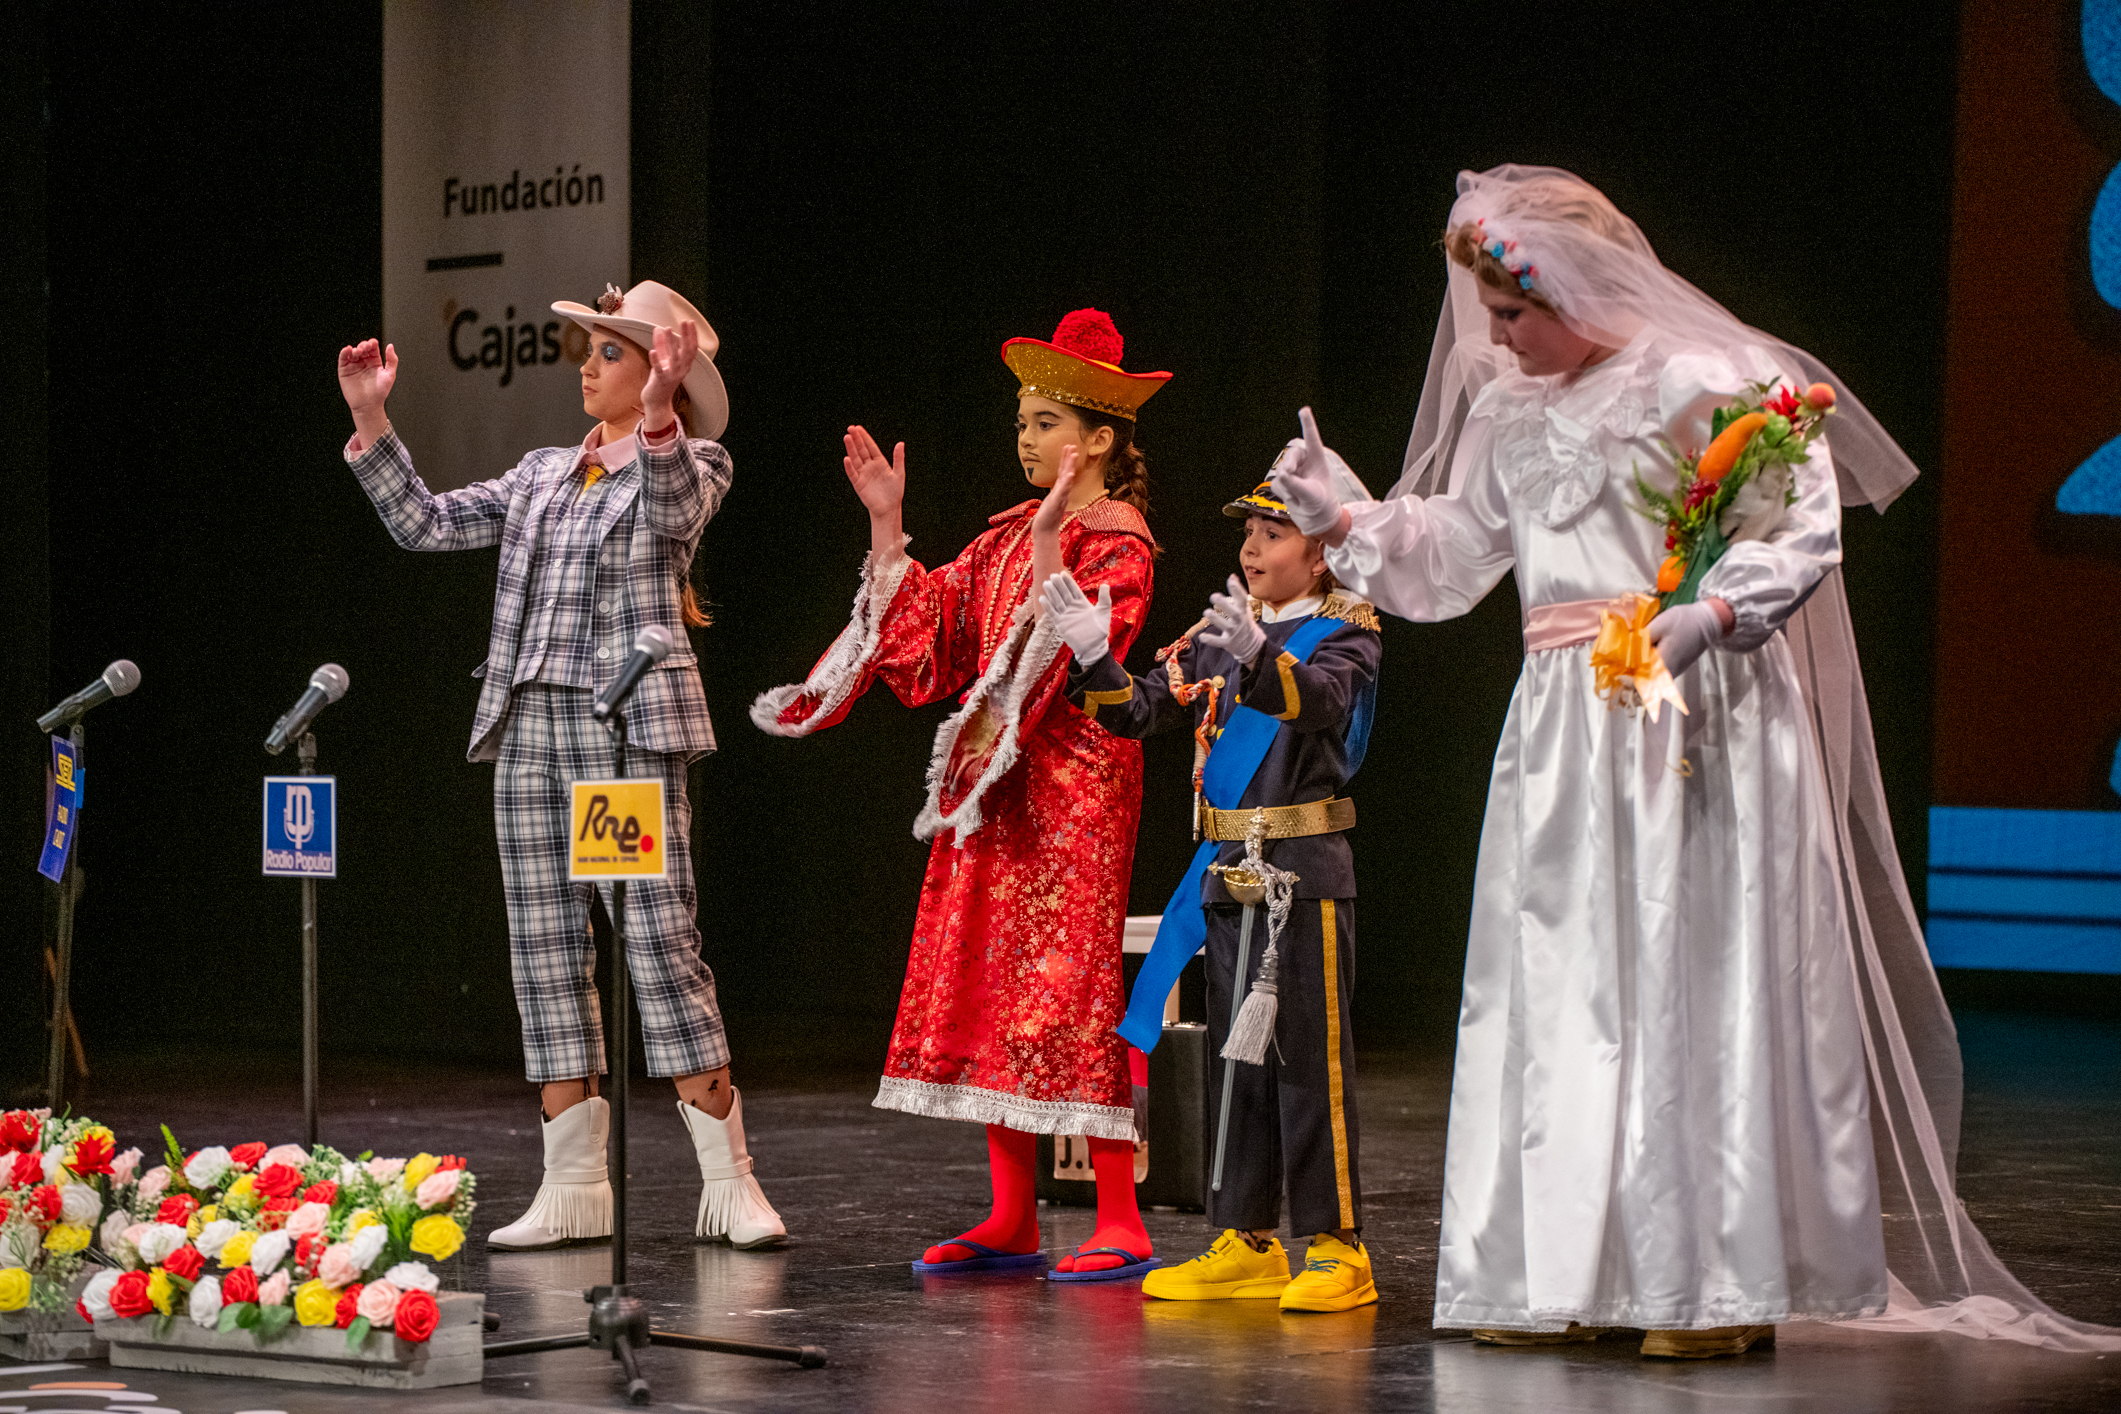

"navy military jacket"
[1066,593,1381,902]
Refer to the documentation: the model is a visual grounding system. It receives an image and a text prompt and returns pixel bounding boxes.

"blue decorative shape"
[2112,741,2121,800]
[2088,0,2121,107]
[1927,807,2121,974]
[2094,162,2121,311]
[2059,431,2121,514]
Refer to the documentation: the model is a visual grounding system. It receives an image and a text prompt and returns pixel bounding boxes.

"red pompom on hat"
[1002,308,1170,420]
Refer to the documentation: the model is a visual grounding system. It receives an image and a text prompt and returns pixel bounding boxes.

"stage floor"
[6,1008,2119,1412]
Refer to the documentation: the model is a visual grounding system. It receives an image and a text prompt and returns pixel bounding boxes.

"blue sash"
[1116,612,1342,1052]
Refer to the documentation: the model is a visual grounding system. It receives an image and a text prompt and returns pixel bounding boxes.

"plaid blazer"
[346,428,731,762]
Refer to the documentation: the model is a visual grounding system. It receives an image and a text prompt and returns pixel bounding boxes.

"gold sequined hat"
[1001,308,1171,420]
[1224,477,1293,522]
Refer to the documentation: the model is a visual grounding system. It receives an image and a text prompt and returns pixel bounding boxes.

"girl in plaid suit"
[334,280,785,1252]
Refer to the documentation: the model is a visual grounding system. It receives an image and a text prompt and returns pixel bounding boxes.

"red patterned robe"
[753,496,1155,1139]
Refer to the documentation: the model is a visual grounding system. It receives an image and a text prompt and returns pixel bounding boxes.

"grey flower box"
[99,1290,483,1389]
[0,1304,104,1362]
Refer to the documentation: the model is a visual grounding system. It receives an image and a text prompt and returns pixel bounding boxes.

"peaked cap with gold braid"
[1001,308,1171,420]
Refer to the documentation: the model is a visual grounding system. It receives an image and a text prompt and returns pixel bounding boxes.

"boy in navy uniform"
[1040,463,1382,1312]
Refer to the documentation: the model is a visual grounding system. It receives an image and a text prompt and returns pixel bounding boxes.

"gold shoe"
[1277,1235,1378,1313]
[1140,1230,1290,1301]
[1639,1324,1775,1358]
[1471,1322,1617,1346]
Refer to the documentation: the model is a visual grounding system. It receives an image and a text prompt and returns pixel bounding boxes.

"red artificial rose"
[255,1163,303,1200]
[1762,384,1803,418]
[76,1298,92,1323]
[437,1155,467,1172]
[0,1195,11,1225]
[393,1288,439,1344]
[9,1151,43,1187]
[69,1130,114,1177]
[155,1194,200,1226]
[162,1245,204,1281]
[257,1196,297,1231]
[108,1270,154,1319]
[25,1184,61,1224]
[221,1266,259,1304]
[0,1111,36,1153]
[334,1283,364,1328]
[228,1142,268,1170]
[295,1232,325,1270]
[300,1179,338,1205]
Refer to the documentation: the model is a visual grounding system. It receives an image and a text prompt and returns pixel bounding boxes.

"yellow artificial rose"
[0,1268,29,1312]
[224,1173,256,1205]
[199,1204,218,1224]
[147,1269,174,1315]
[294,1278,338,1327]
[42,1223,91,1254]
[401,1153,441,1192]
[218,1231,257,1269]
[346,1209,380,1234]
[409,1214,464,1262]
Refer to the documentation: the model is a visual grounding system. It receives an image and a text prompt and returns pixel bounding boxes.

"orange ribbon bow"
[1589,592,1687,723]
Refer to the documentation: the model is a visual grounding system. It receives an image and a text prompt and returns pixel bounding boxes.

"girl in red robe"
[753,310,1167,1279]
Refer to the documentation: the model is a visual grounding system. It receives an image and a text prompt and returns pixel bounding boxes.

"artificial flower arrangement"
[1636,379,1837,609]
[0,1108,141,1320]
[79,1130,477,1353]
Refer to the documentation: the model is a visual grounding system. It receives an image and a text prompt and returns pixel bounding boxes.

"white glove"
[1267,406,1345,538]
[1197,574,1267,665]
[1646,600,1728,681]
[1040,572,1113,668]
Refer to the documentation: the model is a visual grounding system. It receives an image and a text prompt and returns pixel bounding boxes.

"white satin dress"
[1331,333,1889,1331]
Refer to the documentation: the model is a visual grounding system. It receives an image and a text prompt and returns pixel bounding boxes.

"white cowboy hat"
[551,279,729,440]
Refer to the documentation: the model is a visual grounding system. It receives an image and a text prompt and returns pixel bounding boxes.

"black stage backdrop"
[1,1,1950,1086]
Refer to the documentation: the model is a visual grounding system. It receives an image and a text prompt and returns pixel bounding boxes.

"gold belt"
[1196,797,1356,842]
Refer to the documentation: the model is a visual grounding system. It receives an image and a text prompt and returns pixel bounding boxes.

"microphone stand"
[45,719,86,1110]
[483,707,824,1404]
[299,731,321,1148]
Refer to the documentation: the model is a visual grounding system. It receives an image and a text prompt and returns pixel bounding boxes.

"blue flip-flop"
[911,1239,1049,1276]
[1046,1247,1161,1283]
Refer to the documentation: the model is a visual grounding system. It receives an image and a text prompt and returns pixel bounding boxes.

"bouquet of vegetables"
[82,1129,476,1350]
[1637,380,1837,609]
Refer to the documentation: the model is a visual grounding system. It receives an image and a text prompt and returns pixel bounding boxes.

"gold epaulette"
[1319,592,1380,632]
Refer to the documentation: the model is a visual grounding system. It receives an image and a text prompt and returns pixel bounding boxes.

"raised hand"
[642,319,699,428]
[1270,406,1347,539]
[1028,445,1080,615]
[336,339,397,448]
[1040,571,1114,667]
[1198,574,1267,665]
[843,425,907,521]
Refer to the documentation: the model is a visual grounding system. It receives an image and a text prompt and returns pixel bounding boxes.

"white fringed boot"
[678,1089,787,1249]
[487,1096,613,1250]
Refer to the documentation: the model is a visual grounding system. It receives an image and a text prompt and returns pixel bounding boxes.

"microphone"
[37,660,141,733]
[593,626,675,722]
[265,664,351,755]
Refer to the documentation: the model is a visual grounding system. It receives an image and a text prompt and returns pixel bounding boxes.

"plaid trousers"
[495,685,728,1082]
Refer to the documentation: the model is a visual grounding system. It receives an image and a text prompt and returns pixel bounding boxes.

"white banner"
[382,0,629,491]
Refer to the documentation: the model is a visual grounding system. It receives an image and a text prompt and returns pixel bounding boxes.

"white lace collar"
[1476,329,1660,531]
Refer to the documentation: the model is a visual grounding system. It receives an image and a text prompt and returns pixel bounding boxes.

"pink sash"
[1522,599,1609,654]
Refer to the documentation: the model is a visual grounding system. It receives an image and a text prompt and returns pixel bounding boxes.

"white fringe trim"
[512,1180,613,1240]
[873,1075,1137,1142]
[696,1172,784,1242]
[750,539,914,738]
[910,611,1063,844]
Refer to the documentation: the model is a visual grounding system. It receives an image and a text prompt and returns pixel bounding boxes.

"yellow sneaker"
[1278,1234,1379,1313]
[1140,1230,1291,1301]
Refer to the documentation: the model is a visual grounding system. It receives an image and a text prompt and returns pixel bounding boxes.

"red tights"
[922,1126,1151,1271]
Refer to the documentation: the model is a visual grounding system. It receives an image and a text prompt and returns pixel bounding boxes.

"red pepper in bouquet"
[1638,380,1836,609]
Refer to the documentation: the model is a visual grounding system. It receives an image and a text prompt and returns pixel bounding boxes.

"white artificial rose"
[41,1148,64,1184]
[183,1146,233,1190]
[338,1160,361,1185]
[247,1229,292,1276]
[382,1261,438,1293]
[134,1223,189,1266]
[347,1224,388,1274]
[81,1267,122,1321]
[100,1209,134,1262]
[193,1219,241,1260]
[0,1224,30,1269]
[60,1182,102,1225]
[188,1274,223,1328]
[1720,461,1792,546]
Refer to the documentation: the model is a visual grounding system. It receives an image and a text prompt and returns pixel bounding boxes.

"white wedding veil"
[1398,164,2120,1351]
